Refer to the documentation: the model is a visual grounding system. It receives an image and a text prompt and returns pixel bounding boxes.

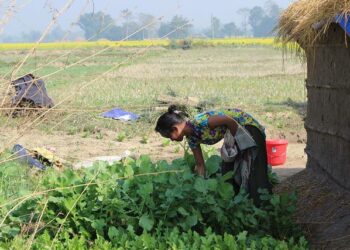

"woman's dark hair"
[155,105,189,137]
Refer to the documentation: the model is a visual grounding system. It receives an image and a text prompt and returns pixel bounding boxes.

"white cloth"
[220,126,257,189]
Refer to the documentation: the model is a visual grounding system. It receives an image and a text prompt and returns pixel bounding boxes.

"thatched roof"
[278,0,350,47]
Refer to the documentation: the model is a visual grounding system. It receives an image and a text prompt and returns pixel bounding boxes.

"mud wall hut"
[278,0,350,189]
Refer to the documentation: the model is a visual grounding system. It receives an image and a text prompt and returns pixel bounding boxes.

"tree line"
[1,0,282,42]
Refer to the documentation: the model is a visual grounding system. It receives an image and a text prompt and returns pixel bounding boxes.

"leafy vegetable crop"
[0,153,306,249]
[3,228,308,250]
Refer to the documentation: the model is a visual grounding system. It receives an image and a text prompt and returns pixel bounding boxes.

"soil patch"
[0,128,306,179]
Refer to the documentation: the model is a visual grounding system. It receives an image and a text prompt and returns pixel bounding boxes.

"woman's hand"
[195,164,206,176]
[192,147,206,176]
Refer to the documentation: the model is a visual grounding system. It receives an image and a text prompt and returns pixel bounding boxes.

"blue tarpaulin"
[12,144,46,170]
[101,108,139,121]
[335,15,350,37]
[12,74,54,107]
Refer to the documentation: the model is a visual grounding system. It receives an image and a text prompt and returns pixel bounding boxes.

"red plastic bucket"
[266,139,288,166]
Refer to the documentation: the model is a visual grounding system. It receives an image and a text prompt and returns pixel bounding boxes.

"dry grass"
[0,47,306,135]
[0,46,306,168]
[275,168,350,249]
[278,0,350,47]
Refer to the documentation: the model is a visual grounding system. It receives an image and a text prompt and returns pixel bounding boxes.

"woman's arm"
[192,146,205,176]
[208,115,239,136]
[191,115,239,176]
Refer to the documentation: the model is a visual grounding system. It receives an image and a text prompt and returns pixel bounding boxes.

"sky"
[0,0,295,37]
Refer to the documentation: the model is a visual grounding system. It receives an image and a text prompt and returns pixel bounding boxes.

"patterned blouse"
[186,109,265,149]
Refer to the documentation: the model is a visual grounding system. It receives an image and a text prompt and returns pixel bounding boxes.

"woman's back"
[186,109,265,149]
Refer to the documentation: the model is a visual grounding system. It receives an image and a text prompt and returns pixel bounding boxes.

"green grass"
[0,152,38,202]
[0,46,306,138]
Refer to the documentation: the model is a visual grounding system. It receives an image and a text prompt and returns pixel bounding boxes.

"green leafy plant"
[67,126,78,135]
[0,148,305,249]
[1,228,308,249]
[95,132,103,139]
[81,131,90,138]
[268,165,280,186]
[140,135,148,144]
[1,155,302,241]
[161,139,171,147]
[116,132,127,142]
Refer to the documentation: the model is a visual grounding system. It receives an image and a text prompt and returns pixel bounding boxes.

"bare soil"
[0,127,307,179]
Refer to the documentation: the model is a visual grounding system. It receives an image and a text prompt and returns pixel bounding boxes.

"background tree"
[138,13,157,39]
[1,35,17,43]
[121,9,133,39]
[104,25,123,41]
[158,22,172,39]
[77,11,115,40]
[211,16,222,38]
[161,15,192,39]
[248,0,281,37]
[222,22,241,37]
[45,26,65,42]
[122,21,143,40]
[265,0,281,19]
[248,6,266,37]
[168,15,193,39]
[21,30,41,42]
[237,8,250,36]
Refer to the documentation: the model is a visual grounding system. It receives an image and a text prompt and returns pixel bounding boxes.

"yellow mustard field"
[0,38,280,50]
[192,38,276,46]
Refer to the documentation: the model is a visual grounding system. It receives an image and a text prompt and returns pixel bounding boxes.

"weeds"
[140,135,148,144]
[95,132,103,140]
[115,132,127,142]
[161,139,171,147]
[67,127,78,135]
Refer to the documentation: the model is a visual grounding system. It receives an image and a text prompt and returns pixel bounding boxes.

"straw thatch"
[278,0,350,47]
[275,168,350,249]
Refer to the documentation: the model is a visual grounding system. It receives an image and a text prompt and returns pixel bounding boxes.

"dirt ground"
[0,127,307,179]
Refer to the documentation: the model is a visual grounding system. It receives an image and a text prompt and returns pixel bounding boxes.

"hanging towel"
[220,126,257,189]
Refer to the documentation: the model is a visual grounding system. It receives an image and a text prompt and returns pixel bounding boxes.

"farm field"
[0,44,308,249]
[0,45,306,167]
[0,38,277,50]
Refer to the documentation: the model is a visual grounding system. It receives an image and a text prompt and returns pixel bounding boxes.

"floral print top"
[186,109,265,149]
